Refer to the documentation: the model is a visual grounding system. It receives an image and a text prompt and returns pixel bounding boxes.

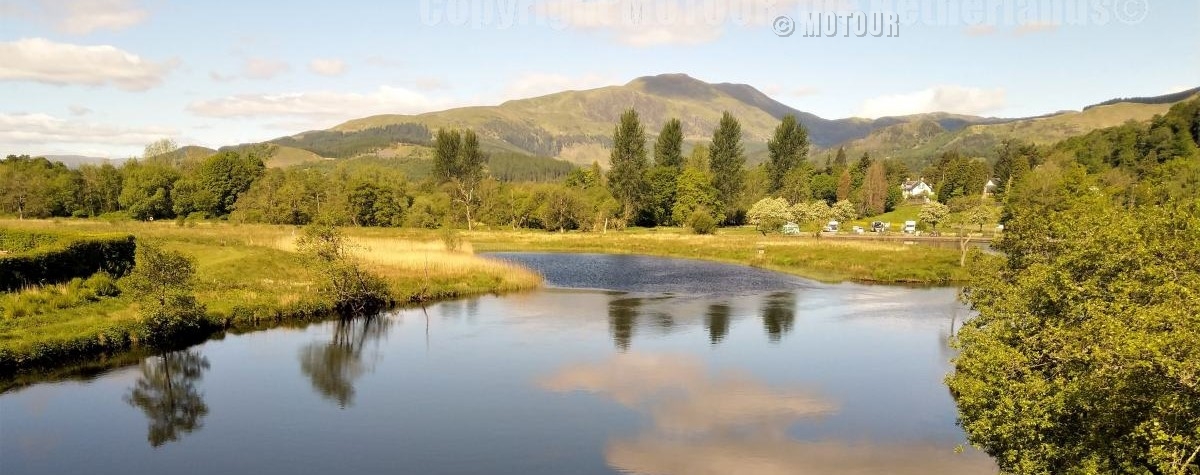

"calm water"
[0,253,994,474]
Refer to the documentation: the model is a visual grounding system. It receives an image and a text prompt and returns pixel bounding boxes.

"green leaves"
[767,114,811,193]
[607,109,650,222]
[949,174,1200,474]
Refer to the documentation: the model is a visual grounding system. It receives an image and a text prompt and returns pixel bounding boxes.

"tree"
[654,118,684,169]
[766,115,810,193]
[672,167,718,226]
[919,201,950,232]
[143,138,179,160]
[830,199,857,224]
[949,195,1200,474]
[792,201,831,237]
[607,109,649,222]
[833,146,848,168]
[120,162,179,220]
[993,139,1039,196]
[539,185,587,233]
[433,129,487,230]
[297,225,390,315]
[644,166,678,226]
[123,242,208,345]
[709,111,745,222]
[861,161,889,216]
[746,197,793,235]
[779,164,813,205]
[836,168,852,201]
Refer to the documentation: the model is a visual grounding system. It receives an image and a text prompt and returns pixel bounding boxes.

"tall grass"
[0,219,542,374]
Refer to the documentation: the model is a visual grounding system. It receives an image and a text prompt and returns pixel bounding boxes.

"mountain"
[258,74,1197,170]
[42,155,131,169]
[837,89,1200,167]
[325,74,1007,166]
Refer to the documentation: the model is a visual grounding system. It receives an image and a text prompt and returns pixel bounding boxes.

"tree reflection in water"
[705,303,731,345]
[607,296,641,351]
[124,350,210,448]
[761,291,796,342]
[299,316,390,408]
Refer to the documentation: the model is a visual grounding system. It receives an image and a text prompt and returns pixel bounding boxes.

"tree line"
[2,111,1040,231]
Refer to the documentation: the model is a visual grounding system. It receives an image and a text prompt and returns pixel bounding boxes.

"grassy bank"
[0,219,541,373]
[1,219,967,375]
[378,226,972,284]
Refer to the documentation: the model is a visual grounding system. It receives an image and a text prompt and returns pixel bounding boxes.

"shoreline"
[1,220,969,378]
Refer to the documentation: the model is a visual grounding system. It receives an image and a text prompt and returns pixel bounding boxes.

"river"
[0,252,995,474]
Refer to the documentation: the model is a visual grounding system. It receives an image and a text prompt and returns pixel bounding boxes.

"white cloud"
[411,76,450,92]
[308,58,347,76]
[41,0,149,35]
[857,86,1007,118]
[0,112,176,152]
[68,105,93,116]
[209,70,236,82]
[186,86,459,121]
[501,72,614,100]
[243,57,289,80]
[0,38,176,91]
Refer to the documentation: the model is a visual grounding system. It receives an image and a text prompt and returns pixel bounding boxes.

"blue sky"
[1,0,1197,157]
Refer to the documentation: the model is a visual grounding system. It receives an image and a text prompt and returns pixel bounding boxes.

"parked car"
[871,221,887,233]
[852,226,865,234]
[903,221,918,234]
[824,221,840,233]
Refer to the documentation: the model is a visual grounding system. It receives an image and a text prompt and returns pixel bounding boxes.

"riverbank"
[454,228,972,284]
[0,219,541,374]
[1,219,969,375]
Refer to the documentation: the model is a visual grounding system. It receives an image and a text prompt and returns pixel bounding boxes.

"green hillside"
[327,74,992,167]
[840,92,1199,167]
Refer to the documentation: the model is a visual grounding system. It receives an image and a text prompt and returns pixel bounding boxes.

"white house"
[902,178,934,200]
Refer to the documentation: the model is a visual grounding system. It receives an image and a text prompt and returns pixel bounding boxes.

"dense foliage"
[949,98,1200,474]
[0,231,135,291]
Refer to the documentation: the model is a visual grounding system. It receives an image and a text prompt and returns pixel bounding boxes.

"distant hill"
[237,74,1196,171]
[837,89,1199,167]
[42,155,131,169]
[326,74,1007,166]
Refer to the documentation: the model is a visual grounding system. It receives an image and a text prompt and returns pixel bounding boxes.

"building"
[902,178,935,201]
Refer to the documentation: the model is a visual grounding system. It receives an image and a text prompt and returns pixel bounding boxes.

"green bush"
[688,209,717,235]
[138,295,212,347]
[0,232,136,291]
[85,273,121,297]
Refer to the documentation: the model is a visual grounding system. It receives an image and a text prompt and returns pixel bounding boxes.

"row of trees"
[3,113,1039,232]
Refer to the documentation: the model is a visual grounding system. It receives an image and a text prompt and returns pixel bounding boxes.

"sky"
[1,0,1197,158]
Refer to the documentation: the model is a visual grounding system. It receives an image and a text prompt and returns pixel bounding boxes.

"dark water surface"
[0,253,994,474]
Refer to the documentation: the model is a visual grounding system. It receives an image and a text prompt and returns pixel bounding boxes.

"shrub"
[85,273,121,298]
[688,209,717,235]
[138,295,211,347]
[0,232,136,291]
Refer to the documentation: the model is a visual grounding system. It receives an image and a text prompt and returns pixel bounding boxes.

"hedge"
[0,232,136,291]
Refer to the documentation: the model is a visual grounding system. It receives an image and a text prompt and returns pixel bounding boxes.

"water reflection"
[607,297,641,351]
[298,316,390,408]
[605,291,803,348]
[761,292,796,343]
[542,352,994,475]
[704,303,731,345]
[123,350,210,448]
